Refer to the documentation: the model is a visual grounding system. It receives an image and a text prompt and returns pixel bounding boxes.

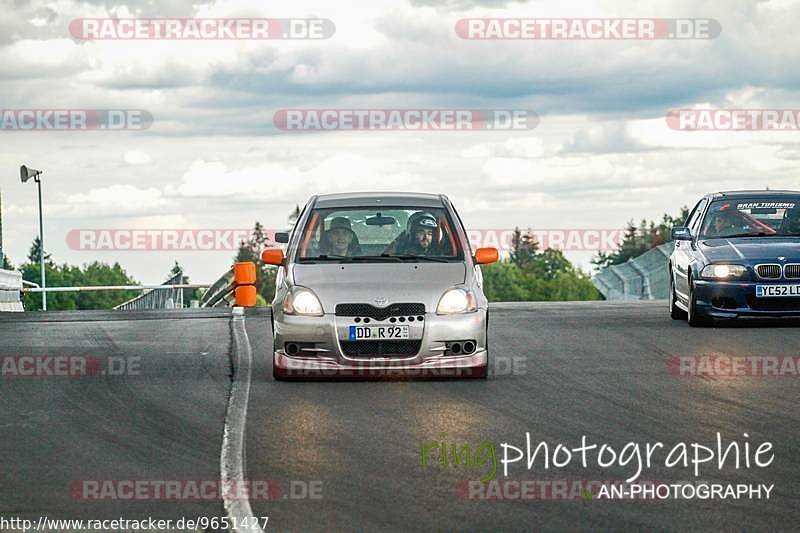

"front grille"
[335,303,425,321]
[784,264,800,279]
[756,264,781,279]
[340,340,422,357]
[747,295,800,311]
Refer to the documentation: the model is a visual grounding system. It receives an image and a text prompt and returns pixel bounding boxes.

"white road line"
[221,307,265,532]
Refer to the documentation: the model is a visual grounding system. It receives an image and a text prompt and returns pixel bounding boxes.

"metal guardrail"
[113,270,189,310]
[0,269,23,312]
[592,243,674,300]
[200,268,235,308]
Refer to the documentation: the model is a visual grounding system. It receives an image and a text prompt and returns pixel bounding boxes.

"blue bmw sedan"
[669,190,800,326]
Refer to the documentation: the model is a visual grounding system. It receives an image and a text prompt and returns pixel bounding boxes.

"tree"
[27,236,52,264]
[592,207,690,268]
[510,227,538,269]
[20,236,139,310]
[482,228,601,302]
[288,205,301,228]
[1,254,12,270]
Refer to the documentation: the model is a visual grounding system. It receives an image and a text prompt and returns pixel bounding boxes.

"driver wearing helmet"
[384,212,440,255]
[705,204,741,237]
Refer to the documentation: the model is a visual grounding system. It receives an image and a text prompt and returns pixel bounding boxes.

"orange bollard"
[235,285,257,307]
[234,261,257,286]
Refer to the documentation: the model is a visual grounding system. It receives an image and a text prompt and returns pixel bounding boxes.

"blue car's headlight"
[700,264,748,279]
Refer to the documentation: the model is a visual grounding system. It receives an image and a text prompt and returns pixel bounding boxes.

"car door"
[673,199,707,297]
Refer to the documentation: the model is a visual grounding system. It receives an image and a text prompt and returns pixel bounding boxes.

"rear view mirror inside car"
[365,214,398,226]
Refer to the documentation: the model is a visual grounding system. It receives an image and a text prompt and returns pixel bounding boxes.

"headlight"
[283,287,324,316]
[437,288,477,314]
[700,264,747,279]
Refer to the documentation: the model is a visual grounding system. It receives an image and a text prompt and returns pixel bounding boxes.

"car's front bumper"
[272,310,488,378]
[694,279,800,318]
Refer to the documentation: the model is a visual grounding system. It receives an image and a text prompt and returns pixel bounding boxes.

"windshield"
[699,197,800,238]
[296,206,464,262]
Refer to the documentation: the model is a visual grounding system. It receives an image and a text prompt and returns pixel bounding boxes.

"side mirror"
[671,227,693,241]
[275,232,290,244]
[262,249,285,265]
[474,247,499,264]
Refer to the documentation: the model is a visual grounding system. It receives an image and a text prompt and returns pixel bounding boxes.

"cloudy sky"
[1,0,799,283]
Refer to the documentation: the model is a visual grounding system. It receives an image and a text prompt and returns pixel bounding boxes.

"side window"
[689,200,708,235]
[685,200,706,233]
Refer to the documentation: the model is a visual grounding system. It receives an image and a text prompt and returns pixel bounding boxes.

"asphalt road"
[2,303,799,531]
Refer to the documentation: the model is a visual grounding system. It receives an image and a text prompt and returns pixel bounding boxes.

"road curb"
[221,307,265,532]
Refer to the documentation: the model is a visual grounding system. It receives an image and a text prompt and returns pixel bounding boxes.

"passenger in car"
[319,217,362,256]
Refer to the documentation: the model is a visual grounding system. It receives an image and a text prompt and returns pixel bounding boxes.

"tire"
[687,275,712,327]
[669,268,687,320]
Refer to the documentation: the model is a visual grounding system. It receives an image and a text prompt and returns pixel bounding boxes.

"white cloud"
[123,150,153,164]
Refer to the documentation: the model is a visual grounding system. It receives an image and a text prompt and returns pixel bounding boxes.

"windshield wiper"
[388,254,452,263]
[348,255,403,262]
[299,255,353,262]
[715,232,774,239]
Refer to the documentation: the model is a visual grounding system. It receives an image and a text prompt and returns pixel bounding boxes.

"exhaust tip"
[450,343,462,355]
[285,343,299,355]
[463,341,476,354]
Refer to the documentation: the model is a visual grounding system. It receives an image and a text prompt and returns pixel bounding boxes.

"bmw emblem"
[778,256,787,262]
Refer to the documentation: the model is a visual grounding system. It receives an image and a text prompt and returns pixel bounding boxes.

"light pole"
[20,165,46,311]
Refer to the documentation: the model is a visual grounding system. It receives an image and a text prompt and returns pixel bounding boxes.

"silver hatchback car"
[261,192,499,379]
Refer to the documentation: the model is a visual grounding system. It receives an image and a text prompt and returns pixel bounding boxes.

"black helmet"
[407,212,438,234]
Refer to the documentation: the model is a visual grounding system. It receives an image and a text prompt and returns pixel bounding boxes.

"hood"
[699,237,800,263]
[290,262,467,313]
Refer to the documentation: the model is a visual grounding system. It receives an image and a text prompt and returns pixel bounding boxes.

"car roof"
[711,190,800,199]
[313,191,447,208]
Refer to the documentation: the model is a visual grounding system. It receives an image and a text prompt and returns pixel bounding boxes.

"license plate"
[756,285,800,297]
[348,325,409,340]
